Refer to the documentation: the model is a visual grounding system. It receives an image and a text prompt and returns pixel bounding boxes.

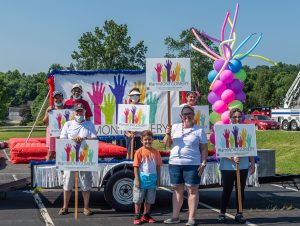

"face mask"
[73,95,82,100]
[75,115,85,123]
[54,102,63,107]
[130,96,140,103]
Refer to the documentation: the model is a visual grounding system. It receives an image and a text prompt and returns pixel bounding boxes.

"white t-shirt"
[169,123,207,165]
[60,120,97,139]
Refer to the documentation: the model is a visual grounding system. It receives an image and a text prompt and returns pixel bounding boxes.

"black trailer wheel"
[104,169,134,211]
[290,120,298,131]
[281,120,290,130]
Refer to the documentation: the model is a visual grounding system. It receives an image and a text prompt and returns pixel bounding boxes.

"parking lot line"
[270,184,299,192]
[159,186,258,226]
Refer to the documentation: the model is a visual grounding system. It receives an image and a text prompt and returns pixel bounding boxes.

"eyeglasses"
[72,89,82,93]
[232,116,242,119]
[182,112,194,116]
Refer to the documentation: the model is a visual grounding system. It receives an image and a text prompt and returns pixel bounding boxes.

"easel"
[74,171,79,219]
[130,134,135,160]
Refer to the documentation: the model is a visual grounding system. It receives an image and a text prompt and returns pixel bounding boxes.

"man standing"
[59,103,97,216]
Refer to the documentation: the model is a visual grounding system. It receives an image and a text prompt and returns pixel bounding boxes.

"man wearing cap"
[59,103,97,216]
[64,83,93,120]
[43,91,65,160]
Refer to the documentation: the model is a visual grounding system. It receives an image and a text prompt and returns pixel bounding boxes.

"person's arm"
[42,106,52,125]
[60,122,68,139]
[156,165,161,187]
[163,125,172,148]
[134,167,140,188]
[249,156,255,174]
[197,143,208,176]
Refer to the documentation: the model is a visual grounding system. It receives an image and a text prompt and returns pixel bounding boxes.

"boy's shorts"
[169,164,201,187]
[63,171,93,191]
[133,187,156,204]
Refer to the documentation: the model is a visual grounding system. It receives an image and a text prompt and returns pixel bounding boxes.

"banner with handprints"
[215,124,257,158]
[117,104,150,132]
[56,139,98,171]
[49,109,74,137]
[54,72,179,135]
[146,58,191,91]
[171,106,209,133]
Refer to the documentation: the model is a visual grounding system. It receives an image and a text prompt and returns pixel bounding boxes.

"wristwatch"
[201,163,206,167]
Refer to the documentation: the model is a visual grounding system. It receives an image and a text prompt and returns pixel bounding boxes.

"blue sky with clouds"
[0,0,299,74]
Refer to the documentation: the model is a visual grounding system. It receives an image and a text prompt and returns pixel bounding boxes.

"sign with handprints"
[215,124,257,158]
[117,104,150,131]
[146,58,191,91]
[49,109,74,137]
[171,106,209,133]
[56,139,98,171]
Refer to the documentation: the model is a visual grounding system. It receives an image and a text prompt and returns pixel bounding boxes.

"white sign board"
[146,58,191,91]
[171,105,209,133]
[56,139,98,171]
[215,124,257,157]
[49,109,74,137]
[117,104,150,131]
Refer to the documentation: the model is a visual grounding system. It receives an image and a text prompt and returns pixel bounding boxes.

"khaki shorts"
[133,187,156,204]
[62,171,93,191]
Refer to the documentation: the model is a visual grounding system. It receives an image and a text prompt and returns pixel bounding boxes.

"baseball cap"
[128,89,141,96]
[74,103,85,111]
[72,84,83,92]
[52,91,63,98]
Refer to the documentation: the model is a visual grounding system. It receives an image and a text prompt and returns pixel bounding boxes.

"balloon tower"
[190,3,275,155]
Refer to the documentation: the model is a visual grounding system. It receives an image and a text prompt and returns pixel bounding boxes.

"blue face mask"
[75,115,85,123]
[54,102,63,107]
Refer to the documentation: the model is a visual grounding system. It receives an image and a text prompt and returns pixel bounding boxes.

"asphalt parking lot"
[1,149,300,226]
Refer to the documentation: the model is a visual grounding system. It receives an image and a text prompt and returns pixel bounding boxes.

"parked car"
[244,114,280,130]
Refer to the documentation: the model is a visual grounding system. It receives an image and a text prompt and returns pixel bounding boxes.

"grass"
[0,128,299,175]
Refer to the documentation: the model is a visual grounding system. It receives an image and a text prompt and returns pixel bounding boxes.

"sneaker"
[185,219,195,226]
[142,213,156,223]
[58,208,68,215]
[235,213,246,224]
[164,218,180,224]
[83,208,93,216]
[134,214,142,225]
[217,214,226,223]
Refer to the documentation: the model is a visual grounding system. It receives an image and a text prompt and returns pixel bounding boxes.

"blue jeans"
[169,164,201,186]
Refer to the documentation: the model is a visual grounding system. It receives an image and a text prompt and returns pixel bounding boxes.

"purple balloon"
[220,70,234,84]
[227,79,244,93]
[235,90,246,102]
[212,80,226,95]
[213,59,228,72]
[207,91,221,104]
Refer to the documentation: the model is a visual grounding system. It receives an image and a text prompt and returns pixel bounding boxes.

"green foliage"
[72,20,147,70]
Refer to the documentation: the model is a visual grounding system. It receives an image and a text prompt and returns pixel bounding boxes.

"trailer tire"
[290,120,298,131]
[281,120,290,130]
[104,169,134,212]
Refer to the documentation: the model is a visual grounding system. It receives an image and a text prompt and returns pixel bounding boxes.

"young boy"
[133,130,163,224]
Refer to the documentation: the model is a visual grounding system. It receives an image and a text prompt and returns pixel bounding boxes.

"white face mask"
[130,96,140,103]
[54,102,63,107]
[73,95,82,100]
[75,115,85,123]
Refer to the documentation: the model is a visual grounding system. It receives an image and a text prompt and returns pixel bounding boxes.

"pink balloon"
[220,70,234,84]
[209,133,215,145]
[221,89,236,103]
[213,100,228,114]
[221,110,230,124]
[212,80,226,95]
[215,120,224,125]
[213,59,228,72]
[227,79,244,93]
[235,90,246,102]
[207,91,221,104]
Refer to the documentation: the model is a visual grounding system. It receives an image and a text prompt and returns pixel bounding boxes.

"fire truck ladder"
[284,72,300,108]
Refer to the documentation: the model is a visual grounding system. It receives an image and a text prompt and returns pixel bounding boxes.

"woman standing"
[180,91,200,107]
[217,108,255,223]
[163,105,208,226]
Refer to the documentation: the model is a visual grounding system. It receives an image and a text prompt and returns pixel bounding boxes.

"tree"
[71,20,147,70]
[164,28,217,104]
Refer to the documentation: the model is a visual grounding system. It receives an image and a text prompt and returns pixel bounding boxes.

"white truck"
[271,72,300,131]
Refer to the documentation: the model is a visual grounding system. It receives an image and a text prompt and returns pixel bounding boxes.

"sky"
[0,0,299,75]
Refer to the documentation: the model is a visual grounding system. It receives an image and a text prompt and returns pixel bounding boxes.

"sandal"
[83,208,93,216]
[217,214,226,223]
[58,208,68,215]
[235,213,246,224]
[164,218,180,224]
